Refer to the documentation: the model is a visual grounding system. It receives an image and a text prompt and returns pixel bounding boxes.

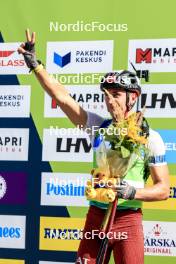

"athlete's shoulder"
[85,111,105,129]
[147,128,166,166]
[148,128,165,149]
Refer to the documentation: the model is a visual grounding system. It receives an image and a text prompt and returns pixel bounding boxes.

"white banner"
[136,84,176,117]
[41,172,90,207]
[46,40,113,74]
[143,221,176,256]
[0,128,29,161]
[0,215,26,249]
[42,128,93,162]
[0,85,31,117]
[128,39,176,72]
[44,85,110,118]
[0,43,29,74]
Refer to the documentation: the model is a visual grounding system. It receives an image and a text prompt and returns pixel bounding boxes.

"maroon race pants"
[76,205,144,264]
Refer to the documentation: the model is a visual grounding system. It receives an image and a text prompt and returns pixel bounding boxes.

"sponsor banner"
[44,83,176,119]
[157,130,176,163]
[0,215,26,249]
[143,221,176,256]
[0,128,29,161]
[0,43,29,74]
[44,85,110,118]
[0,85,31,118]
[42,129,93,162]
[41,172,90,206]
[0,172,27,204]
[143,175,176,210]
[40,217,85,251]
[0,260,24,264]
[136,84,176,118]
[128,39,176,72]
[46,40,113,74]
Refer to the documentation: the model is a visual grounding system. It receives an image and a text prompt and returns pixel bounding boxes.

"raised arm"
[18,29,87,127]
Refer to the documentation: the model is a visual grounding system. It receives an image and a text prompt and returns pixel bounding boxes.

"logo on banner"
[40,217,85,251]
[0,176,7,199]
[0,50,15,57]
[128,39,176,72]
[56,138,91,153]
[136,47,176,64]
[136,48,152,63]
[0,43,29,74]
[0,128,29,161]
[143,221,176,256]
[54,52,71,67]
[141,93,176,108]
[44,85,110,118]
[42,129,93,162]
[0,215,26,249]
[0,86,31,118]
[46,40,113,73]
[136,84,176,117]
[0,172,27,204]
[0,50,21,66]
[41,173,90,206]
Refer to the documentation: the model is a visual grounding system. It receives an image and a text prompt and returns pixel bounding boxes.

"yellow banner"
[40,217,85,251]
[143,175,176,210]
[0,260,24,264]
